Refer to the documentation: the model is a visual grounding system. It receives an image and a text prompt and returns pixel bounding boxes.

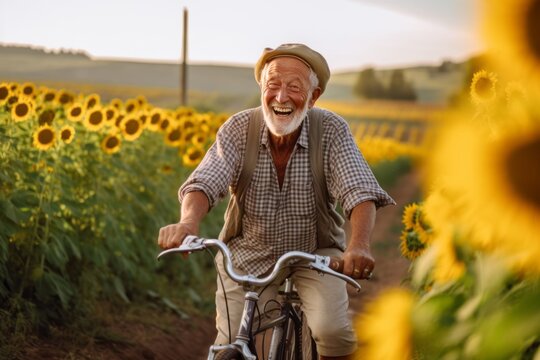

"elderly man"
[158,43,395,359]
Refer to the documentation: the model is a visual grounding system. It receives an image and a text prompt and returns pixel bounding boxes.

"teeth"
[273,106,293,114]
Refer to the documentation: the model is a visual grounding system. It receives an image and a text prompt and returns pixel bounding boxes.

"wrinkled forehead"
[263,56,312,80]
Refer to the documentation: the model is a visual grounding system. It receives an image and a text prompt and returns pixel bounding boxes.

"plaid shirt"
[179,108,395,276]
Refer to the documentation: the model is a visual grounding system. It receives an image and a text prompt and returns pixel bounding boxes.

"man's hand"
[342,245,375,280]
[158,221,199,250]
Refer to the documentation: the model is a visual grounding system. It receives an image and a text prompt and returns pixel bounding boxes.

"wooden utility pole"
[180,7,188,106]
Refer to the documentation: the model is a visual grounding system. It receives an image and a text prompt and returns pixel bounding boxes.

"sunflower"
[165,126,182,147]
[20,82,36,97]
[356,288,415,360]
[56,90,74,106]
[402,203,420,230]
[59,125,75,144]
[101,133,121,154]
[182,146,205,167]
[428,116,540,275]
[109,98,123,109]
[32,124,56,151]
[482,0,540,86]
[41,88,57,103]
[103,106,118,126]
[0,82,10,105]
[84,108,106,131]
[400,229,427,260]
[120,117,143,141]
[124,99,140,114]
[147,109,163,131]
[38,108,56,125]
[470,70,498,105]
[159,117,171,132]
[84,93,101,110]
[11,99,34,122]
[66,103,84,122]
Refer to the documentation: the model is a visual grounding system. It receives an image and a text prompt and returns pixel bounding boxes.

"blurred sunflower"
[103,106,118,126]
[400,229,426,260]
[101,134,121,154]
[147,109,163,131]
[0,82,10,105]
[11,99,34,122]
[66,103,84,122]
[60,125,75,144]
[124,99,140,114]
[120,117,143,141]
[32,124,56,151]
[165,126,182,147]
[38,108,56,126]
[159,117,171,132]
[482,0,540,85]
[470,70,498,105]
[109,98,123,109]
[84,108,106,131]
[84,93,101,110]
[402,203,420,230]
[20,82,36,97]
[136,95,147,107]
[429,117,540,275]
[356,288,415,360]
[182,146,205,167]
[41,88,57,103]
[191,133,207,147]
[56,90,74,106]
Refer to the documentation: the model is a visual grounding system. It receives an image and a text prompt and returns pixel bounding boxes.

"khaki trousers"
[214,248,357,357]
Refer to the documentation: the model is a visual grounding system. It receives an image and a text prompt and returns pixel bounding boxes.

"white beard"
[262,99,310,136]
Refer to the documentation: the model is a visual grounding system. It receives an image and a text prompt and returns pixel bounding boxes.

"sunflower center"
[475,77,493,99]
[106,136,120,148]
[71,107,82,117]
[125,120,140,134]
[525,0,540,59]
[61,129,72,140]
[168,129,181,141]
[151,114,161,124]
[15,103,30,117]
[44,92,55,102]
[0,86,8,100]
[105,136,120,149]
[39,109,55,125]
[38,129,54,144]
[406,231,426,251]
[189,149,203,161]
[505,135,540,209]
[89,111,103,125]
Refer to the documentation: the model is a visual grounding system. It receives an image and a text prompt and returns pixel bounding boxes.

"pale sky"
[0,0,483,71]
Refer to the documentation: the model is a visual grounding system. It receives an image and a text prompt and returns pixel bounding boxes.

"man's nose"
[275,86,289,103]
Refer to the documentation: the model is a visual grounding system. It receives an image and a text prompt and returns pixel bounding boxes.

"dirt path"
[20,170,420,360]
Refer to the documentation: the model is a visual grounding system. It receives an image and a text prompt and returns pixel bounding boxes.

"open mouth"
[272,105,294,116]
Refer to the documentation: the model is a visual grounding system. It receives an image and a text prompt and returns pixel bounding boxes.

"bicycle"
[157,235,362,360]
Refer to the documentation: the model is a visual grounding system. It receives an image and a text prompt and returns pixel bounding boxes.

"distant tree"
[353,67,386,99]
[387,70,417,101]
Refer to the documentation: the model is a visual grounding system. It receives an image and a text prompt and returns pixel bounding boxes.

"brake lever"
[156,235,206,260]
[309,256,362,292]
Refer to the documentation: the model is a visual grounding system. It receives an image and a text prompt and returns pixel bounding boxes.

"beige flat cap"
[254,43,330,93]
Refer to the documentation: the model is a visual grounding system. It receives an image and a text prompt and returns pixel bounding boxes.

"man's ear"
[308,87,322,108]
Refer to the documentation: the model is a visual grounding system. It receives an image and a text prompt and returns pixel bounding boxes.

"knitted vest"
[218,106,346,250]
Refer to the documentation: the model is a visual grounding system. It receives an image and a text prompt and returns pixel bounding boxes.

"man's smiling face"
[260,57,319,136]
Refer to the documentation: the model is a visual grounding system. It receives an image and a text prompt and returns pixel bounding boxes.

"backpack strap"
[308,108,346,250]
[218,107,262,242]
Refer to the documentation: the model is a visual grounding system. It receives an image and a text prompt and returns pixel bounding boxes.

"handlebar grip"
[328,257,344,273]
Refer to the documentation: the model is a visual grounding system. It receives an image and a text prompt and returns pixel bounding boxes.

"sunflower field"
[0,77,426,355]
[0,84,231,348]
[358,0,540,358]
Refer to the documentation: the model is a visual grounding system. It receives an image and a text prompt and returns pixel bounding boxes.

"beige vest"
[218,106,346,250]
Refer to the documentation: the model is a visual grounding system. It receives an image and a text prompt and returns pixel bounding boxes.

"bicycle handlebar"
[157,235,361,291]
